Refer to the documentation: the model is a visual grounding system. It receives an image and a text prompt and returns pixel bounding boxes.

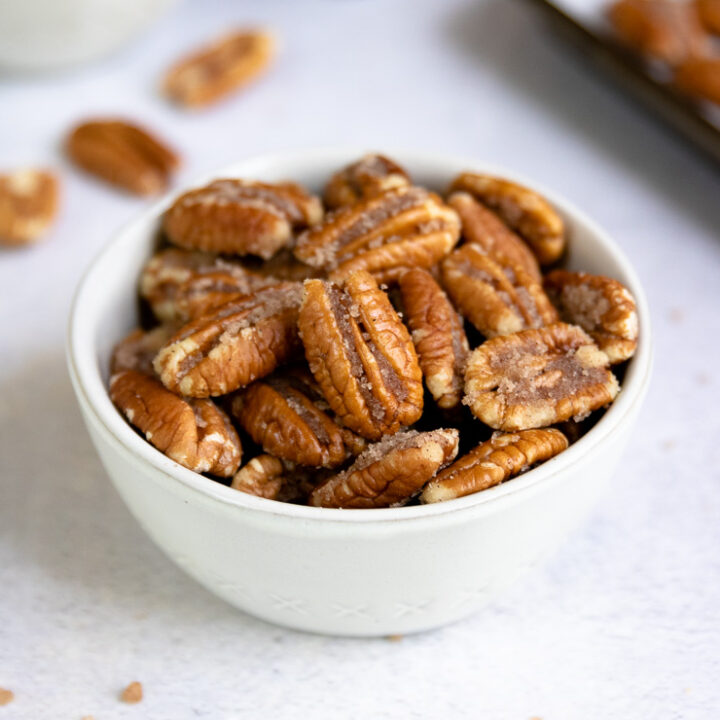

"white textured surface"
[0,0,718,717]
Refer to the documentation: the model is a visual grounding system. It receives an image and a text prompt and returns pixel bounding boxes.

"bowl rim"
[67,147,653,524]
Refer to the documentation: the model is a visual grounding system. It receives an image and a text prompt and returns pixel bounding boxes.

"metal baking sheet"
[525,0,720,166]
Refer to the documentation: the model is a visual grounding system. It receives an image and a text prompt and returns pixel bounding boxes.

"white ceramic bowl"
[0,0,178,72]
[67,149,652,636]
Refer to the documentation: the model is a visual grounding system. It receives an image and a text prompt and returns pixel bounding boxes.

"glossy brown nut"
[231,369,351,467]
[110,369,242,476]
[607,0,708,65]
[0,169,59,246]
[110,325,175,376]
[139,248,274,323]
[66,119,179,195]
[294,186,460,283]
[422,429,568,503]
[309,428,459,508]
[447,191,541,281]
[449,173,565,265]
[464,322,619,431]
[441,243,558,338]
[298,271,424,440]
[153,283,302,397]
[397,268,469,409]
[674,56,720,104]
[164,29,275,107]
[231,454,286,499]
[544,269,639,364]
[323,154,411,209]
[163,179,323,259]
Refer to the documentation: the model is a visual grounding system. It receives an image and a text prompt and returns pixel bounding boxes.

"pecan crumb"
[0,688,14,705]
[120,681,143,704]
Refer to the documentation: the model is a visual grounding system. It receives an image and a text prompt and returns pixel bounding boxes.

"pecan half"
[449,173,565,265]
[231,454,324,502]
[298,271,424,440]
[163,179,323,259]
[323,154,411,209]
[544,270,638,364]
[231,369,352,467]
[675,57,720,104]
[111,325,175,376]
[464,323,619,431]
[422,429,568,503]
[448,191,540,281]
[309,428,459,508]
[294,186,460,283]
[441,243,557,338]
[607,0,708,65]
[164,29,275,107]
[110,370,241,476]
[153,283,302,397]
[0,169,59,246]
[397,268,469,409]
[231,454,286,499]
[140,248,273,323]
[66,119,179,195]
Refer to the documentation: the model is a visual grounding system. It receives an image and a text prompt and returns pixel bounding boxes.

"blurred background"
[1,0,719,718]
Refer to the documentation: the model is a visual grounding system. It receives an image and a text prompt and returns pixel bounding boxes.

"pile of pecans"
[608,0,720,105]
[109,154,639,509]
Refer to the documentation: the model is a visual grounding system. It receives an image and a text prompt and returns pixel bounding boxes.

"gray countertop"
[1,0,719,717]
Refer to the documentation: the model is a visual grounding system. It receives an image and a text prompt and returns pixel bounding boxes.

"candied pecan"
[298,271,424,439]
[397,268,469,409]
[422,429,568,503]
[698,0,720,34]
[111,325,175,376]
[441,243,557,338]
[448,191,540,280]
[231,454,324,502]
[323,154,411,209]
[449,173,565,265]
[607,0,708,65]
[464,323,619,431]
[675,57,720,104]
[164,29,275,107]
[163,179,323,259]
[294,186,460,283]
[231,369,352,467]
[544,270,638,364]
[140,248,273,323]
[309,429,459,508]
[66,119,179,195]
[110,370,241,476]
[153,283,302,397]
[232,454,286,499]
[0,169,59,246]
